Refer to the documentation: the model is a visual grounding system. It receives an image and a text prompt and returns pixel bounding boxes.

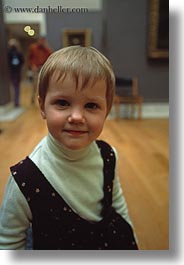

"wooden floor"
[0,84,169,250]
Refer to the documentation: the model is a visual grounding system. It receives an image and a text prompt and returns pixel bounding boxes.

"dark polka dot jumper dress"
[11,140,138,250]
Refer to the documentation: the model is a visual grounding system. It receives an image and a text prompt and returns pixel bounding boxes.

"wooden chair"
[114,77,143,119]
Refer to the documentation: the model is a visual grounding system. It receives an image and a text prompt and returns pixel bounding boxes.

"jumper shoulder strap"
[95,140,116,216]
[10,140,116,216]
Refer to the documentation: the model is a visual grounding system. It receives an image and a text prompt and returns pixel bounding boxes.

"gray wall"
[104,0,168,102]
[0,1,11,105]
[46,0,169,103]
[47,12,103,51]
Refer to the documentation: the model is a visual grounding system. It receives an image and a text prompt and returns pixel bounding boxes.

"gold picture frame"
[62,29,91,47]
[148,0,169,59]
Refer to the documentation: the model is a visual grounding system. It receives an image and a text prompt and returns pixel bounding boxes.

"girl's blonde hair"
[38,46,115,115]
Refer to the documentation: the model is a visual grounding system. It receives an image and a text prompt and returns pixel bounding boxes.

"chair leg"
[113,96,120,119]
[114,102,120,119]
[138,102,142,119]
[131,104,136,119]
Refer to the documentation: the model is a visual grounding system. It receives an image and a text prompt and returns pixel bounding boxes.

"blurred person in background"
[27,36,52,104]
[8,39,24,107]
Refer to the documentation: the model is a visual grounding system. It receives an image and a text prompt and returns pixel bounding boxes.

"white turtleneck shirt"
[0,134,132,249]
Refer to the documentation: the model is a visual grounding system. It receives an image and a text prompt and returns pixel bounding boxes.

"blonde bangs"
[38,46,115,114]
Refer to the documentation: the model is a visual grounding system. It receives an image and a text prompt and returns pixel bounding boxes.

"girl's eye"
[56,99,70,107]
[85,102,99,110]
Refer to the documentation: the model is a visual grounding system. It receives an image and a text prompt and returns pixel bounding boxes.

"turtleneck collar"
[46,133,92,161]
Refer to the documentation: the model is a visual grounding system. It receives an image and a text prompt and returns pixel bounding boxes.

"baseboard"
[108,102,169,119]
[0,102,25,122]
[142,103,169,118]
[0,102,14,115]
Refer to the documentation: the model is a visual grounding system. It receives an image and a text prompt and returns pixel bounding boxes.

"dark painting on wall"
[148,0,169,59]
[62,29,91,47]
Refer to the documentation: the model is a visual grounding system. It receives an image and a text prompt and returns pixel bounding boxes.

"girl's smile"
[63,129,88,137]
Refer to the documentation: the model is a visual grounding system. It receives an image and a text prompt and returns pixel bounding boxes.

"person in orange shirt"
[28,37,52,103]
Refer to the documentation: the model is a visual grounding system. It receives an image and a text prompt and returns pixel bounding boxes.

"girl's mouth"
[64,130,87,136]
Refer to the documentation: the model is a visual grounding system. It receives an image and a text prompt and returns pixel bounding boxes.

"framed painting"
[62,29,91,47]
[148,0,169,59]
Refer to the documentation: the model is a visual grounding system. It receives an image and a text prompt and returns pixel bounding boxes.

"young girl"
[0,46,138,250]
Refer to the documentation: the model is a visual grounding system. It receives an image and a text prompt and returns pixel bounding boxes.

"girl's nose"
[68,108,85,124]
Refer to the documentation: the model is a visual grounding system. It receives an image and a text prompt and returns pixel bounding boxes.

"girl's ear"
[38,96,46,119]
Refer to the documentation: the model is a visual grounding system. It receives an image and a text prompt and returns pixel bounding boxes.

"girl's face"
[39,74,107,150]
